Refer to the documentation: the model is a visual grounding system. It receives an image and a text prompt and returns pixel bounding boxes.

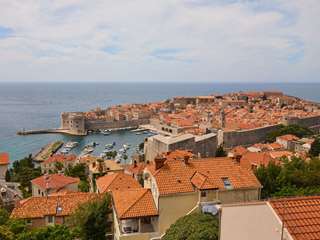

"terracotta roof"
[112,188,158,219]
[43,154,76,164]
[163,150,194,161]
[96,172,141,193]
[267,142,283,150]
[31,174,80,190]
[11,192,98,219]
[125,162,147,176]
[269,151,293,159]
[0,152,9,165]
[270,196,320,240]
[240,152,276,169]
[277,134,299,141]
[146,157,261,196]
[231,146,248,156]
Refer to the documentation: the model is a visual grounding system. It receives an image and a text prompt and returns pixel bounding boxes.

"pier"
[17,128,87,136]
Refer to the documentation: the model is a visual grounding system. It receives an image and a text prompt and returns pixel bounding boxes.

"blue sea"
[0,82,319,163]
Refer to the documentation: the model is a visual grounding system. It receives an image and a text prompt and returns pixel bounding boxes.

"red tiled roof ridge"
[98,173,119,193]
[31,174,80,189]
[119,188,149,218]
[269,195,320,203]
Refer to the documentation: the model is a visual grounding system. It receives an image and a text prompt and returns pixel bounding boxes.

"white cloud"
[0,0,319,82]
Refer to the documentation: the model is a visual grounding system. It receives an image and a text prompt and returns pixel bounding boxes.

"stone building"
[144,133,217,162]
[60,112,86,135]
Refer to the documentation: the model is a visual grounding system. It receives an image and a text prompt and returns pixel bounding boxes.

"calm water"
[0,82,319,163]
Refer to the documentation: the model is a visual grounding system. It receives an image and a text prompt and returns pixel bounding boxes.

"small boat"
[136,132,143,135]
[86,142,99,148]
[118,148,125,153]
[65,141,78,149]
[61,148,70,154]
[123,144,130,150]
[105,143,113,149]
[83,146,94,154]
[101,130,111,135]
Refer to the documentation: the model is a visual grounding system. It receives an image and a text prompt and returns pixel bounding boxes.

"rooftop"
[96,172,141,193]
[31,174,80,190]
[270,196,320,240]
[43,154,77,164]
[0,152,9,165]
[11,192,98,219]
[112,188,158,219]
[146,157,261,195]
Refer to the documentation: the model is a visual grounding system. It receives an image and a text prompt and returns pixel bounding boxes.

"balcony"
[120,217,156,234]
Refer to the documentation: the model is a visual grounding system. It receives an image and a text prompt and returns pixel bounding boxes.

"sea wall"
[85,119,149,130]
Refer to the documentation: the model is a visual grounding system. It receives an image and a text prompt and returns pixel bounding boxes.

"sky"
[0,0,319,83]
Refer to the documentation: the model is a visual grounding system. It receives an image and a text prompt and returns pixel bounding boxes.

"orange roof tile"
[125,162,147,176]
[31,174,80,190]
[43,154,76,164]
[11,192,98,219]
[270,196,320,240]
[231,146,248,156]
[0,152,9,165]
[269,151,293,159]
[277,134,299,141]
[146,157,261,196]
[112,189,158,219]
[96,172,141,193]
[240,152,276,169]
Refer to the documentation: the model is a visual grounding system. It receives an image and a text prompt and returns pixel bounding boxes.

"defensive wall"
[85,119,149,130]
[222,115,320,148]
[222,125,281,148]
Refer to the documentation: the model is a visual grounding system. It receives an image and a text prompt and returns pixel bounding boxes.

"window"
[201,190,207,197]
[26,219,32,225]
[47,215,55,224]
[38,189,40,195]
[222,177,233,190]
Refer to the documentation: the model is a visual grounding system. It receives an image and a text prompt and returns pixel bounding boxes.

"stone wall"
[223,115,320,148]
[85,119,149,130]
[223,125,281,148]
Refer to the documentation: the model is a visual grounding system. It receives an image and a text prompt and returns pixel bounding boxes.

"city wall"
[223,125,281,148]
[223,115,320,148]
[85,119,149,130]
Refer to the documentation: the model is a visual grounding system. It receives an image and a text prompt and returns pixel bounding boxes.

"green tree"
[215,145,227,157]
[0,208,9,225]
[138,142,144,151]
[67,194,112,240]
[163,213,219,240]
[54,162,64,172]
[255,162,282,198]
[310,137,320,157]
[255,157,320,198]
[78,180,90,192]
[0,225,14,240]
[9,154,41,198]
[266,124,313,143]
[16,225,75,240]
[65,163,87,181]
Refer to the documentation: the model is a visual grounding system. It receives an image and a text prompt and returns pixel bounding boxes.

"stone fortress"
[59,91,320,160]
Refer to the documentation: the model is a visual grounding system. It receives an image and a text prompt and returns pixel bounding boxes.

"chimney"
[155,155,166,170]
[183,155,190,165]
[235,155,241,163]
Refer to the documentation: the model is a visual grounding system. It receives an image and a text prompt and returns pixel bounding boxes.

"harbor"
[26,129,151,165]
